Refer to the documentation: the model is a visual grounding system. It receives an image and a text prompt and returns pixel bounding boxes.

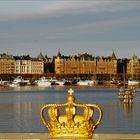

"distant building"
[14,55,44,74]
[96,52,117,75]
[1,51,140,80]
[31,58,44,74]
[0,53,15,74]
[37,52,54,75]
[54,52,96,75]
[37,52,46,61]
[127,54,140,78]
[54,51,117,79]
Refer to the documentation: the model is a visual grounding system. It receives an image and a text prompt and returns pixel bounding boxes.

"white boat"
[54,80,64,86]
[49,78,65,86]
[77,80,94,86]
[128,80,139,86]
[9,76,30,87]
[0,80,10,86]
[36,77,51,87]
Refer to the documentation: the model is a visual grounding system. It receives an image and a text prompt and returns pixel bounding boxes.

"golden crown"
[40,88,103,139]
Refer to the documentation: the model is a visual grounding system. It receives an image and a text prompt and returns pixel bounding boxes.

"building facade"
[0,53,15,74]
[31,58,44,74]
[54,52,117,79]
[127,54,140,79]
[1,52,140,80]
[14,55,44,74]
[55,53,97,75]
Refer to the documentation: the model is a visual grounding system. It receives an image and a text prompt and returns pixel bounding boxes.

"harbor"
[0,1,140,139]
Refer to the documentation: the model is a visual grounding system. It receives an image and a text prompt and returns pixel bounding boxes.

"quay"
[0,133,140,140]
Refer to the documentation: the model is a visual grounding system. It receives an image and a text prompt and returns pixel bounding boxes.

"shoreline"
[0,84,139,91]
[0,133,140,139]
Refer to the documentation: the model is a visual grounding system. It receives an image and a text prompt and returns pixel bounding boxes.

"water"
[0,86,140,133]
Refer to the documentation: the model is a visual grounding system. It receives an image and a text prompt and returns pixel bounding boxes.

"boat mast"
[123,65,125,88]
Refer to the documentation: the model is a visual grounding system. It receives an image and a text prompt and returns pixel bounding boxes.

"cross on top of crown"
[68,88,74,95]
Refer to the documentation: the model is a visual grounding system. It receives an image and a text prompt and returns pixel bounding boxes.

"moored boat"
[9,76,30,87]
[128,80,139,86]
[77,80,94,86]
[36,77,51,87]
[50,78,65,86]
[0,80,10,86]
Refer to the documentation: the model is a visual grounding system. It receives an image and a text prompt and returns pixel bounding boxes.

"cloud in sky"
[0,1,139,21]
[0,1,140,58]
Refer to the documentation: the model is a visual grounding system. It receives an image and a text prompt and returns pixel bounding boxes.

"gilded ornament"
[40,88,103,139]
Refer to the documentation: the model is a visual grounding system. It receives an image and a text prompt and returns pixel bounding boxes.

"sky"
[0,0,140,58]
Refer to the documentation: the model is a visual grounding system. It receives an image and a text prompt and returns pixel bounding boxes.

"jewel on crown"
[40,88,103,139]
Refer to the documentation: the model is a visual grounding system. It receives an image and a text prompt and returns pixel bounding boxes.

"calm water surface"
[0,86,140,133]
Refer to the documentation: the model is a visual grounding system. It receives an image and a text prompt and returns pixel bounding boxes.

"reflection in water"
[0,91,47,132]
[118,98,134,114]
[13,95,21,131]
[123,103,133,113]
[118,99,134,114]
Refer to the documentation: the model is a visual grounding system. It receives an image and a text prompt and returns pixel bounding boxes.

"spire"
[57,48,61,57]
[132,53,137,60]
[37,52,45,61]
[111,50,117,60]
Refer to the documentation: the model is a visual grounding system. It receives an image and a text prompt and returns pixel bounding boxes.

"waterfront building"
[14,55,44,75]
[117,58,129,81]
[0,53,15,74]
[96,52,117,75]
[1,51,140,81]
[37,52,54,76]
[54,51,117,80]
[31,58,44,74]
[54,52,96,76]
[78,53,96,75]
[127,54,140,79]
